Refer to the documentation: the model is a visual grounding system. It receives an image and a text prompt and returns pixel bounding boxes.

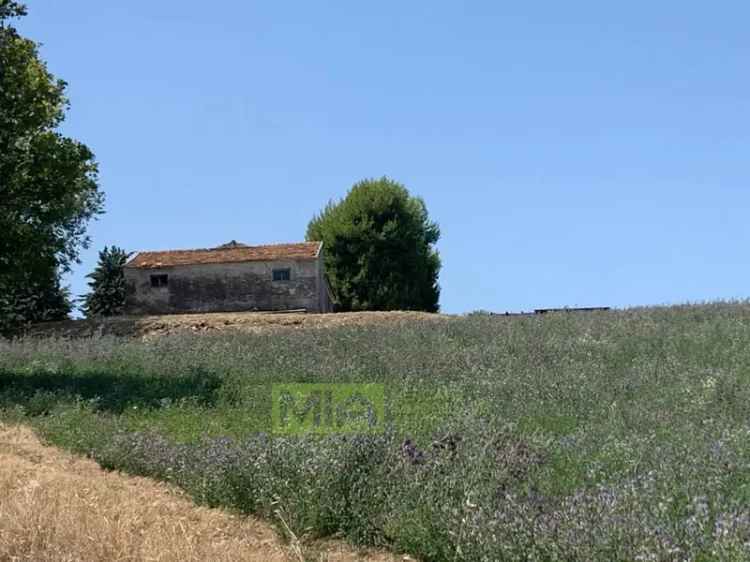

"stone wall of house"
[123,259,328,315]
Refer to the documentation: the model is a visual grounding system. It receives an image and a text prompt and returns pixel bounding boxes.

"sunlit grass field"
[3,302,750,561]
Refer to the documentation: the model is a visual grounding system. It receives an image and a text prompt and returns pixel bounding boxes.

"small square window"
[150,274,168,288]
[273,268,291,282]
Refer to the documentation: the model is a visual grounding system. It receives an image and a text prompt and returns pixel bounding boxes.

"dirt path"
[28,310,449,339]
[0,424,405,562]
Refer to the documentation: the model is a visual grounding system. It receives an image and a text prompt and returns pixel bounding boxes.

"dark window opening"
[273,268,291,282]
[150,274,168,288]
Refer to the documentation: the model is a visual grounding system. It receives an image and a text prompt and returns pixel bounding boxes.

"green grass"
[3,302,750,560]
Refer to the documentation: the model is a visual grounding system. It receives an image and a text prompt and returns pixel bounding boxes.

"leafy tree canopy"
[0,1,24,20]
[306,177,441,312]
[80,246,131,318]
[1,266,72,329]
[0,1,103,333]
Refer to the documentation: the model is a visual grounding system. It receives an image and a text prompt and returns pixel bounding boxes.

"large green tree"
[307,177,441,312]
[80,246,131,318]
[0,1,103,333]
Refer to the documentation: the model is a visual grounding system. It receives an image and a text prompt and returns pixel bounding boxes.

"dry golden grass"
[0,424,404,562]
[28,310,449,339]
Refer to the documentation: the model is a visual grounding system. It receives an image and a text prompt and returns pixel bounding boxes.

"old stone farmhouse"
[123,240,333,315]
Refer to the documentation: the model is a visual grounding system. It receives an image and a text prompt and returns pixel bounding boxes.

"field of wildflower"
[2,302,750,561]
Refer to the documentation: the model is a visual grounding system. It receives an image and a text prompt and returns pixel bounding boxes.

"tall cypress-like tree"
[80,246,131,318]
[0,1,103,334]
[307,177,441,312]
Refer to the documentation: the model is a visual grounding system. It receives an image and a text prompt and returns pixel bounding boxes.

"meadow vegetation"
[3,302,750,561]
[0,424,398,562]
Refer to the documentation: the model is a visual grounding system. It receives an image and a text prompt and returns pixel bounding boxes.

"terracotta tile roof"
[125,241,323,269]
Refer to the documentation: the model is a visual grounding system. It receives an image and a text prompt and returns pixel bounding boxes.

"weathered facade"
[123,241,332,315]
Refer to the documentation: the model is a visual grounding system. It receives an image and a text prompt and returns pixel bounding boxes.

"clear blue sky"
[19,1,750,314]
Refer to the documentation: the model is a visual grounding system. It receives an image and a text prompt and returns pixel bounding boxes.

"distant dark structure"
[495,307,611,317]
[533,307,611,315]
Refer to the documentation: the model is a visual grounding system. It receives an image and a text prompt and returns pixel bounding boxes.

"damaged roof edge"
[123,241,324,269]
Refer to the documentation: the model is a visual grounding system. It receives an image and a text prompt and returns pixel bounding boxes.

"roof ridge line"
[131,241,322,255]
[124,241,324,269]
